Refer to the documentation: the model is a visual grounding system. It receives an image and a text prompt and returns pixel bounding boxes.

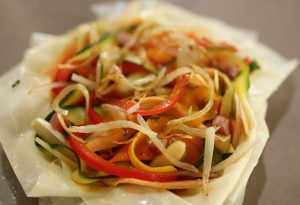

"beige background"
[0,0,299,204]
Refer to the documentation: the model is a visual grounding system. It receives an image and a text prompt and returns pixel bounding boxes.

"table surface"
[0,0,299,204]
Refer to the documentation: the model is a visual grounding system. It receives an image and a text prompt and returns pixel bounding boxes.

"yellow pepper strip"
[128,132,177,172]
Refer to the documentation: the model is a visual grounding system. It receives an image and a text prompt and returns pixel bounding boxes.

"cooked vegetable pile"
[31,18,259,192]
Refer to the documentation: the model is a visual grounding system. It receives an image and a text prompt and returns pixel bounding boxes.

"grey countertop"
[0,0,299,204]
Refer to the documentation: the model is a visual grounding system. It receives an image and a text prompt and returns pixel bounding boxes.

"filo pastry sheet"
[0,1,297,205]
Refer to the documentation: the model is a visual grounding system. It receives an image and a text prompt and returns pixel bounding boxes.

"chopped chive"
[75,32,112,56]
[249,60,260,72]
[11,79,20,88]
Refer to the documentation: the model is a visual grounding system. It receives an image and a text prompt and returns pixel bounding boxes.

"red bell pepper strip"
[120,61,149,75]
[52,51,96,95]
[88,107,106,124]
[67,135,177,182]
[133,75,189,116]
[52,51,76,95]
[88,94,106,124]
[49,113,70,133]
[89,92,100,106]
[52,67,95,96]
[52,69,73,95]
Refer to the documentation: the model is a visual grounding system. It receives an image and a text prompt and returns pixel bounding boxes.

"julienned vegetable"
[68,134,177,182]
[31,14,260,191]
[132,75,189,116]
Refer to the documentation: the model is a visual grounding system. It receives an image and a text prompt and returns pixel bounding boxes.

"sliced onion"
[96,46,121,81]
[214,69,219,93]
[144,67,166,91]
[121,22,153,52]
[107,66,145,91]
[240,95,257,137]
[95,83,114,98]
[207,68,233,91]
[28,82,67,94]
[126,103,140,115]
[158,67,192,87]
[58,57,95,70]
[137,115,199,172]
[164,124,228,143]
[71,73,96,90]
[189,73,208,87]
[68,120,156,136]
[57,113,85,143]
[211,139,259,172]
[168,65,215,125]
[202,127,215,195]
[52,84,90,116]
[101,104,126,121]
[131,74,156,86]
[31,118,67,145]
[164,124,206,138]
[35,137,75,166]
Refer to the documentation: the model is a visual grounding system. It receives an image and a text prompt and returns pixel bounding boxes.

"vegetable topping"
[32,17,259,191]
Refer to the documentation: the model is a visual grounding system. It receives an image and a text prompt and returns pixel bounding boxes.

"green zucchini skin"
[51,144,112,184]
[64,106,86,125]
[60,90,84,108]
[35,137,113,184]
[208,48,250,95]
[70,32,113,63]
[122,55,157,74]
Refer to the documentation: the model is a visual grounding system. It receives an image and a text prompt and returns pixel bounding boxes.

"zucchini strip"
[31,118,67,145]
[69,32,113,63]
[35,137,74,166]
[35,137,111,185]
